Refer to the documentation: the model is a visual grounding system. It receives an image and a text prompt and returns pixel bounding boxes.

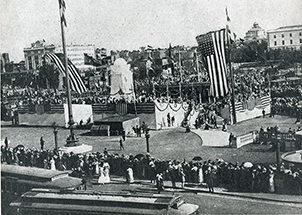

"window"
[289,33,292,37]
[28,56,33,70]
[274,35,276,39]
[300,39,302,43]
[282,34,284,38]
[300,32,302,36]
[282,40,285,45]
[290,40,293,44]
[34,56,39,69]
[274,41,277,46]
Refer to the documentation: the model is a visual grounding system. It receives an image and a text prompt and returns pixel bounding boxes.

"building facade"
[55,44,95,70]
[244,22,267,42]
[267,25,302,50]
[23,40,55,71]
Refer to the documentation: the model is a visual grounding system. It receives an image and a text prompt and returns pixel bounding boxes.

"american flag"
[196,29,229,97]
[45,53,87,94]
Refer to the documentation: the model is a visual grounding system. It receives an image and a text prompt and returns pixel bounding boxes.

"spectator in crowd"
[156,172,164,193]
[126,165,134,184]
[206,166,215,193]
[98,161,106,185]
[1,129,302,195]
[103,160,111,183]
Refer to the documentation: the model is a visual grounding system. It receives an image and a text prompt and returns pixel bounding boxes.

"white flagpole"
[58,1,76,145]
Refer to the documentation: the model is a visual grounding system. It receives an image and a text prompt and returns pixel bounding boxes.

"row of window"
[274,39,302,46]
[273,32,302,38]
[27,55,41,70]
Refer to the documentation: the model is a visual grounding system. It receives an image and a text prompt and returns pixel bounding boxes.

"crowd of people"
[1,140,301,195]
[271,85,302,98]
[233,69,270,103]
[271,96,302,118]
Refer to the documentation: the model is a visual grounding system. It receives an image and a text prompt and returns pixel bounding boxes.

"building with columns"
[267,25,302,50]
[23,40,55,71]
[24,41,97,71]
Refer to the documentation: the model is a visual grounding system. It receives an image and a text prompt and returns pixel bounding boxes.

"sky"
[1,0,302,62]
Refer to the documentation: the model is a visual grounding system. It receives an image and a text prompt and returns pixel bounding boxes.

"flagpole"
[196,49,200,82]
[179,49,182,83]
[58,2,76,144]
[226,8,237,124]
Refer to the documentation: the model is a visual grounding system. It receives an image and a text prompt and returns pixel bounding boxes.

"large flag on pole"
[59,0,67,27]
[196,29,229,97]
[45,53,87,93]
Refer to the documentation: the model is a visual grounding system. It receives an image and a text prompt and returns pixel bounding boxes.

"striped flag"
[196,29,229,97]
[235,101,244,112]
[45,53,87,94]
[58,0,67,27]
[260,95,271,107]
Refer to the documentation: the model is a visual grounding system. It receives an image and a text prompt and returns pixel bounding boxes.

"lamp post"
[276,133,282,172]
[53,123,58,150]
[145,129,150,153]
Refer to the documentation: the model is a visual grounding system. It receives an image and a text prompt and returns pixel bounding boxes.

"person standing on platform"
[229,133,233,148]
[171,116,175,127]
[122,129,126,141]
[119,137,124,150]
[4,137,8,149]
[136,125,141,137]
[222,121,227,132]
[167,113,171,127]
[40,136,45,151]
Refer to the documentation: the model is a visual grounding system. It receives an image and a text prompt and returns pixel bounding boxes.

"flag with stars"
[196,29,229,97]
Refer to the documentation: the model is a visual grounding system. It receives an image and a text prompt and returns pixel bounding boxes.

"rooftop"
[267,25,302,33]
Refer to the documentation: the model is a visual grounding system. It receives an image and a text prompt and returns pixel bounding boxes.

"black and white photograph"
[1,0,302,214]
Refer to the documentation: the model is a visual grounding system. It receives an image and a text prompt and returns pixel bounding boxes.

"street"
[184,192,302,214]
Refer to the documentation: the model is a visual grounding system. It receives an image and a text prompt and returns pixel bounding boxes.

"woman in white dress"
[198,164,204,184]
[103,161,111,183]
[50,157,56,170]
[268,169,275,193]
[126,166,134,184]
[95,160,99,175]
[98,162,106,185]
